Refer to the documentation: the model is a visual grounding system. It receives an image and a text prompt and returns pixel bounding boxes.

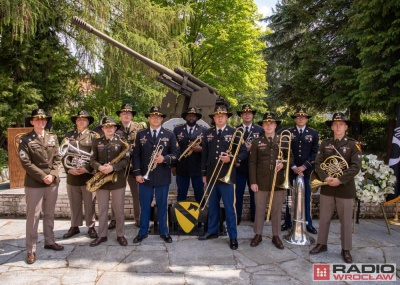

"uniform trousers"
[284,176,313,227]
[207,184,237,238]
[111,175,140,222]
[176,175,204,203]
[25,185,58,254]
[317,194,354,251]
[254,190,285,236]
[97,188,125,237]
[139,184,169,236]
[66,184,96,228]
[235,171,255,219]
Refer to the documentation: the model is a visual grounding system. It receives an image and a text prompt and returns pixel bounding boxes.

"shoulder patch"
[138,128,148,133]
[356,141,362,152]
[289,126,295,129]
[95,133,101,139]
[308,127,316,130]
[176,124,185,127]
[208,127,214,129]
[164,128,173,133]
[198,124,207,129]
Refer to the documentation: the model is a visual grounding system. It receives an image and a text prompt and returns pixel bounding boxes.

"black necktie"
[245,126,249,134]
[268,137,273,145]
[153,130,157,141]
[300,129,303,137]
[189,128,193,137]
[218,129,222,138]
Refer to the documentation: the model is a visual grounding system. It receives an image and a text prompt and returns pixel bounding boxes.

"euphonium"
[86,138,130,192]
[310,145,349,193]
[60,138,91,169]
[178,134,203,161]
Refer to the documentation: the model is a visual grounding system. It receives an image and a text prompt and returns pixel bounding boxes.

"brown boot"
[88,227,98,239]
[250,234,262,247]
[341,249,353,263]
[63,227,80,239]
[310,244,328,255]
[272,236,284,250]
[26,252,36,264]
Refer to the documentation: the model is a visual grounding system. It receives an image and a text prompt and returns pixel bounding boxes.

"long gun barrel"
[71,16,218,98]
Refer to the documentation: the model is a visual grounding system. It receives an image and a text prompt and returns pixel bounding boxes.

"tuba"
[199,127,245,210]
[60,138,91,169]
[86,138,130,192]
[283,175,315,245]
[310,145,349,193]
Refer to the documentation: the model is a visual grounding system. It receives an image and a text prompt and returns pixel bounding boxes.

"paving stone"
[134,243,166,251]
[0,221,27,236]
[97,272,185,284]
[309,244,345,264]
[0,265,10,273]
[209,265,236,270]
[114,250,169,273]
[184,269,250,285]
[236,226,256,239]
[278,256,314,284]
[169,265,210,273]
[6,244,74,269]
[233,250,258,267]
[67,245,133,270]
[381,246,400,268]
[166,239,235,266]
[0,245,23,264]
[352,220,400,246]
[0,268,67,284]
[0,234,37,248]
[245,264,278,273]
[60,268,98,284]
[237,238,297,265]
[352,247,384,264]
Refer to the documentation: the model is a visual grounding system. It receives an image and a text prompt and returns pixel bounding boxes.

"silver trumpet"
[283,175,315,245]
[143,140,164,180]
[60,138,91,169]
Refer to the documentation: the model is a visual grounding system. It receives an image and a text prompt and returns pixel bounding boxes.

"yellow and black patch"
[174,201,200,233]
[356,141,362,152]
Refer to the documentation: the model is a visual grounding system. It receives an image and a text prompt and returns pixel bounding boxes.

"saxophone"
[86,138,130,192]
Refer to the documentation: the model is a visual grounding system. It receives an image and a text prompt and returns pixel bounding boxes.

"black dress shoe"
[281,224,292,231]
[198,233,219,240]
[237,218,241,225]
[133,234,148,243]
[229,238,238,250]
[306,226,318,234]
[160,234,173,243]
[108,220,116,229]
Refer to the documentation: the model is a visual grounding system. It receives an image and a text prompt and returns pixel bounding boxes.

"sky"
[254,0,279,30]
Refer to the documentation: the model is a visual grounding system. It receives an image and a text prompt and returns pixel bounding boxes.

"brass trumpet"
[266,130,292,223]
[178,133,203,161]
[143,140,164,180]
[199,127,245,211]
[244,131,253,145]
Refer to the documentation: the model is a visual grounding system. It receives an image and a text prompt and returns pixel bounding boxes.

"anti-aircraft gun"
[71,16,229,125]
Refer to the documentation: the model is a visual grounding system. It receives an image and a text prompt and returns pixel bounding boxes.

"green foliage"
[0,148,7,171]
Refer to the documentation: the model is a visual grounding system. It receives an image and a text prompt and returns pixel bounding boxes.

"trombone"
[199,127,245,210]
[266,130,292,223]
[178,133,203,161]
[143,140,164,180]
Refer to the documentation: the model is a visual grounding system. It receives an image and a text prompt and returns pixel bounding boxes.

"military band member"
[89,116,130,247]
[281,108,319,234]
[249,113,293,249]
[172,107,207,203]
[62,110,98,239]
[113,104,141,228]
[132,106,180,243]
[198,105,247,250]
[310,113,362,263]
[18,109,64,264]
[235,104,264,224]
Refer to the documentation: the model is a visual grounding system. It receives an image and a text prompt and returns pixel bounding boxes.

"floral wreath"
[355,154,396,204]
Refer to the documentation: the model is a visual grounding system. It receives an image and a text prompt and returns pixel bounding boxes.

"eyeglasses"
[149,115,162,119]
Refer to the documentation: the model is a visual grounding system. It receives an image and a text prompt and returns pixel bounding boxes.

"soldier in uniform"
[89,116,130,247]
[18,109,64,264]
[172,107,207,203]
[62,110,98,239]
[281,108,319,234]
[235,104,264,224]
[249,112,293,249]
[198,105,247,250]
[112,103,141,228]
[132,106,180,243]
[310,113,362,263]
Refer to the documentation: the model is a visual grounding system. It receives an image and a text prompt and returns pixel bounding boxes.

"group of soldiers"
[18,104,361,265]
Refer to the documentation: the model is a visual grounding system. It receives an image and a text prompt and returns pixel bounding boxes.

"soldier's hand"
[326,177,341,187]
[276,162,284,172]
[251,184,259,192]
[43,175,54,185]
[246,142,252,152]
[297,166,306,172]
[235,163,240,167]
[191,143,202,152]
[136,175,145,183]
[202,176,207,184]
[76,168,87,175]
[68,168,79,176]
[220,152,231,163]
[171,167,177,176]
[103,164,114,174]
[154,152,164,164]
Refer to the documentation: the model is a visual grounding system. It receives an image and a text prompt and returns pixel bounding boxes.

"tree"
[153,0,268,112]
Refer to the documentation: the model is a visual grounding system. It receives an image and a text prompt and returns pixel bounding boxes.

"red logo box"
[314,264,330,281]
